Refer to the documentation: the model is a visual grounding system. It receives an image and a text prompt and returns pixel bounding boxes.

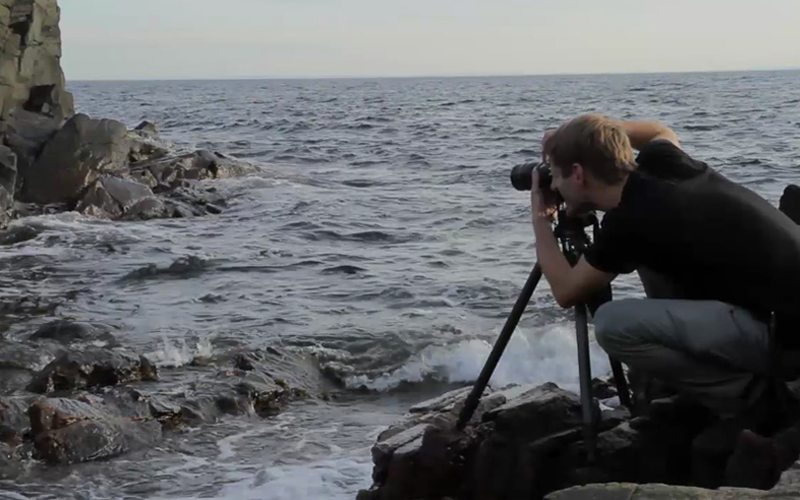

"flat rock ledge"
[356,382,800,500]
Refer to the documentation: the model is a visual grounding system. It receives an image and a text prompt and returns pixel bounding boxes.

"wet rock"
[28,395,163,465]
[22,113,130,204]
[77,175,167,220]
[148,396,182,430]
[133,120,158,139]
[0,144,16,226]
[27,347,158,394]
[482,382,584,440]
[29,319,118,346]
[0,224,39,245]
[34,417,161,465]
[359,381,739,500]
[179,395,220,426]
[0,396,32,444]
[0,442,23,479]
[28,397,115,436]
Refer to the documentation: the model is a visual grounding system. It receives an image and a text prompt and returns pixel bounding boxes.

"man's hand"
[530,169,558,222]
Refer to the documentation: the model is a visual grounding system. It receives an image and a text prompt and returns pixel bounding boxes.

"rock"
[26,347,158,393]
[544,483,766,499]
[0,396,32,444]
[359,381,753,500]
[0,144,15,226]
[0,223,38,245]
[0,442,23,479]
[77,175,166,220]
[29,319,118,346]
[482,382,584,440]
[22,113,130,204]
[0,0,74,122]
[133,120,158,138]
[34,415,161,465]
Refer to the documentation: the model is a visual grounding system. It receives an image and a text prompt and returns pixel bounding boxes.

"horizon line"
[65,66,800,84]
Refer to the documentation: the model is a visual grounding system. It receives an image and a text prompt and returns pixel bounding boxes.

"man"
[530,114,800,485]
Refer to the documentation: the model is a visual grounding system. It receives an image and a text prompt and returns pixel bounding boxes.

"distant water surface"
[1,70,799,500]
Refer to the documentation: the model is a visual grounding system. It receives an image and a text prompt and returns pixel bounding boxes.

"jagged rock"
[0,0,73,122]
[0,396,32,444]
[29,319,118,346]
[482,382,584,440]
[0,442,22,479]
[77,175,167,220]
[26,347,158,393]
[544,483,766,499]
[0,223,38,245]
[33,414,161,465]
[358,382,739,500]
[22,113,130,204]
[133,120,158,138]
[0,144,15,225]
[27,394,164,464]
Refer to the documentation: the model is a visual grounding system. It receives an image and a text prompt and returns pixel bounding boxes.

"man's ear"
[572,163,585,184]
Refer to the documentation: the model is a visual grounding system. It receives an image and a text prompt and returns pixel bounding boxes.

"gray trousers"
[594,268,770,416]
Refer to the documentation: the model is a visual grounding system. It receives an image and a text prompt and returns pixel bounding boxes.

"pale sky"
[60,0,800,80]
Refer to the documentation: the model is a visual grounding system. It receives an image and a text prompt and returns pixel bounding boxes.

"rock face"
[356,382,790,500]
[21,113,129,203]
[0,0,74,123]
[0,2,259,227]
[26,347,159,394]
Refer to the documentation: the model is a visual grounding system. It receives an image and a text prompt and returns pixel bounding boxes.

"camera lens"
[510,162,536,191]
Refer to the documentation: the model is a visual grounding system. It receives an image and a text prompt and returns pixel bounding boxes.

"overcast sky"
[60,0,800,81]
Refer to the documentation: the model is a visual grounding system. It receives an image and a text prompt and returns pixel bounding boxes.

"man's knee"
[594,299,643,355]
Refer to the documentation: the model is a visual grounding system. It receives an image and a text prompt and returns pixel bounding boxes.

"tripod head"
[551,206,610,317]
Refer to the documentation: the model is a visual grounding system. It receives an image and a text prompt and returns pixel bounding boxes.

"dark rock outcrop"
[21,113,130,204]
[77,175,166,220]
[355,382,765,500]
[29,319,118,346]
[28,396,161,465]
[0,144,15,225]
[26,347,158,394]
[0,0,74,123]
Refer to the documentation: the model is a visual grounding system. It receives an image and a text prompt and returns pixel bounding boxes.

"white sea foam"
[345,322,612,395]
[145,336,215,367]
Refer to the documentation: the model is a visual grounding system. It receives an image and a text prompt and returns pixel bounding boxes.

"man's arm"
[532,215,617,309]
[614,120,680,150]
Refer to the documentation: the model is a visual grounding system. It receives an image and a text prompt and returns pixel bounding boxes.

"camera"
[510,160,554,192]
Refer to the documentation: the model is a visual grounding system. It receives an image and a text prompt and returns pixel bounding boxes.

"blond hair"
[547,114,636,185]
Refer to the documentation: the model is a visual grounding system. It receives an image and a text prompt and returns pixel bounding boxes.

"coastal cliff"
[0,0,258,231]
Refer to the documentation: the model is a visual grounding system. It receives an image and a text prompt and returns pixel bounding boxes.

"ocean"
[1,70,798,499]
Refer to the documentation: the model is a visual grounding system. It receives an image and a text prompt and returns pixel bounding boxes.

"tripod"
[455,207,632,462]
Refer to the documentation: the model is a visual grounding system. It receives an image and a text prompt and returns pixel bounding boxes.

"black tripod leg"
[575,302,596,462]
[610,358,633,413]
[456,263,544,430]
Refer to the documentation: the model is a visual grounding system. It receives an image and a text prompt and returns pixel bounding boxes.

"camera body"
[510,160,564,209]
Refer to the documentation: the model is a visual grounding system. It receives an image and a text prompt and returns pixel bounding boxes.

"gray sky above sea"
[61,0,799,80]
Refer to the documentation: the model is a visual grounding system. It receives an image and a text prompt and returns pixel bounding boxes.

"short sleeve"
[583,210,638,275]
[636,140,708,181]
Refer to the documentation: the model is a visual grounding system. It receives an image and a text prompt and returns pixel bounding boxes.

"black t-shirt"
[584,140,800,346]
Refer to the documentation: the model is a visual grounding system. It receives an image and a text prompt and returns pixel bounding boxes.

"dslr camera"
[510,160,563,206]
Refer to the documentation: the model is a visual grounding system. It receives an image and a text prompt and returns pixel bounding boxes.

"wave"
[342,322,612,394]
[144,336,215,368]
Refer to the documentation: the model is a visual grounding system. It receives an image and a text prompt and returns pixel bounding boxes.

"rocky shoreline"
[355,382,800,499]
[0,319,335,474]
[0,0,260,231]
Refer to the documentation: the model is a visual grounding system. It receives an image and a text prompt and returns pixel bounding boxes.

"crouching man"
[530,114,800,487]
